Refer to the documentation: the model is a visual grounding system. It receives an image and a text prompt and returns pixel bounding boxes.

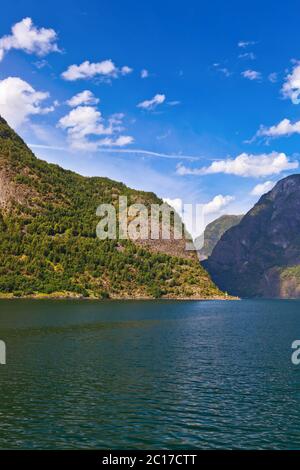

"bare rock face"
[0,168,35,209]
[203,174,300,298]
[137,235,196,261]
[0,169,15,208]
[0,116,38,210]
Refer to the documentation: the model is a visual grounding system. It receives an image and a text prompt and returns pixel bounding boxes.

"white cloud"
[241,69,261,81]
[137,93,166,110]
[163,198,183,216]
[0,76,54,128]
[250,181,276,196]
[163,197,200,239]
[107,112,125,131]
[256,118,300,138]
[61,59,132,81]
[58,105,133,150]
[163,195,234,240]
[238,40,257,48]
[176,152,298,178]
[66,90,99,107]
[203,194,234,215]
[141,69,149,78]
[282,64,300,104]
[0,17,59,62]
[110,135,133,146]
[121,65,133,75]
[58,106,107,138]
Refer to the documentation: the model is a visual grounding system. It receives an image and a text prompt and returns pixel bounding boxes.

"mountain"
[203,174,300,298]
[0,116,224,299]
[195,214,243,260]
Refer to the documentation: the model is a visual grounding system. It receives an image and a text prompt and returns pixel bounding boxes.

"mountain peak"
[265,174,300,201]
[204,173,300,298]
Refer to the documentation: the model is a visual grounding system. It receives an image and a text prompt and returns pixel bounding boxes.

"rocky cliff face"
[196,214,243,260]
[203,174,300,298]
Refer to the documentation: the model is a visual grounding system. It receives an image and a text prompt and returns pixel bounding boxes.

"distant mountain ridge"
[196,214,243,260]
[204,174,300,298]
[0,116,224,299]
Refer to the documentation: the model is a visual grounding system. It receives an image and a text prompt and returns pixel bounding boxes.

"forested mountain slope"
[0,116,224,299]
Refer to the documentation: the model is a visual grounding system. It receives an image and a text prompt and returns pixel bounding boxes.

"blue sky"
[1,0,300,235]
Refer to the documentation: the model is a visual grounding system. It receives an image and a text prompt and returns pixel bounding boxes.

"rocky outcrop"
[203,175,300,298]
[0,167,37,209]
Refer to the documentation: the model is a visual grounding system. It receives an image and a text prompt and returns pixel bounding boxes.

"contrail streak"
[28,143,218,161]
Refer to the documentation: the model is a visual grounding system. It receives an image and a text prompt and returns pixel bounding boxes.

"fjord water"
[0,300,299,450]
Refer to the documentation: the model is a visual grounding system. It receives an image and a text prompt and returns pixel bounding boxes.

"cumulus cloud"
[66,90,99,107]
[58,105,133,150]
[241,69,261,81]
[256,118,300,138]
[176,152,298,178]
[58,106,108,138]
[141,69,149,78]
[61,59,132,81]
[0,17,59,62]
[203,194,235,215]
[250,181,276,196]
[281,64,300,104]
[137,93,166,110]
[0,76,54,128]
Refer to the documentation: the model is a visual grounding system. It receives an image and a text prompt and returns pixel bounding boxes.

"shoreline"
[0,293,239,301]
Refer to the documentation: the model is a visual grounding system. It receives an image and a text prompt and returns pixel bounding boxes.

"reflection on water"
[0,299,299,449]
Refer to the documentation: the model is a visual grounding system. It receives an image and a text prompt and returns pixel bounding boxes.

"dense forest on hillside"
[0,117,224,299]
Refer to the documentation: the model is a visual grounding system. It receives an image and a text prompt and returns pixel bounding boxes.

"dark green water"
[0,299,299,449]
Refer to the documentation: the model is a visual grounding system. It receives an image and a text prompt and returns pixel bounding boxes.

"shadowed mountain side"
[204,174,300,298]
